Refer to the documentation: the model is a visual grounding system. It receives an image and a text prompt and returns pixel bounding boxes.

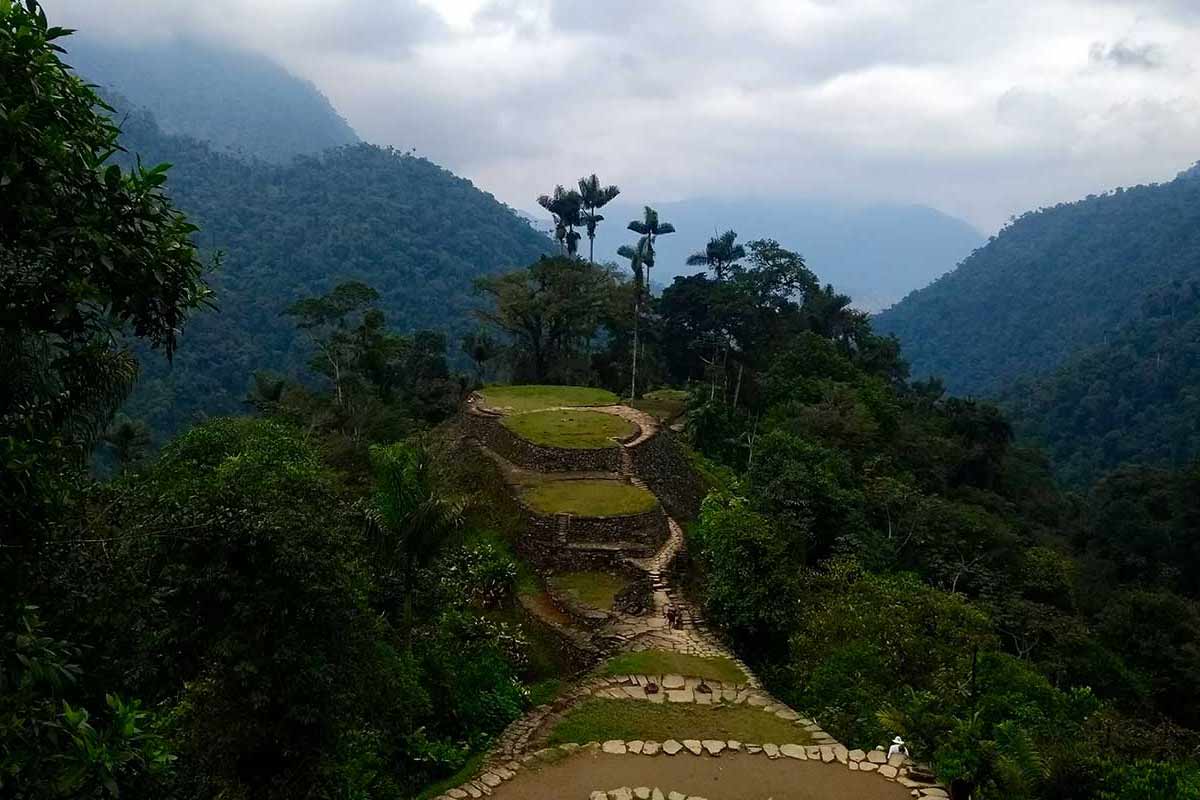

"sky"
[42,0,1200,232]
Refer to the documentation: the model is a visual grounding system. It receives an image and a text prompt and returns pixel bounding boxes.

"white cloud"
[41,0,1200,231]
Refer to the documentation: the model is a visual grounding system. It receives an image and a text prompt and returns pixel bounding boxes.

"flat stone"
[590,793,607,800]
[494,768,514,780]
[694,691,712,705]
[623,685,647,700]
[880,765,899,779]
[559,743,580,753]
[746,745,763,754]
[867,749,887,764]
[647,690,666,704]
[849,749,866,762]
[920,790,949,798]
[848,761,860,770]
[780,744,806,759]
[602,740,627,755]
[634,788,651,800]
[833,744,849,764]
[889,753,909,767]
[803,724,822,733]
[722,688,739,702]
[747,694,769,707]
[480,773,502,787]
[662,739,682,755]
[702,740,725,755]
[642,740,660,755]
[608,789,632,800]
[667,688,694,703]
[820,745,836,763]
[762,743,780,758]
[662,674,685,689]
[668,793,686,800]
[652,790,665,800]
[682,739,702,755]
[463,785,482,798]
[775,708,801,721]
[447,790,467,799]
[627,740,644,754]
[861,762,879,772]
[726,740,742,751]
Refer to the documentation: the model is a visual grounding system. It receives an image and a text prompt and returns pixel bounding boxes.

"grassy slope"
[502,410,636,449]
[550,571,631,611]
[523,480,658,516]
[479,385,618,413]
[602,650,746,683]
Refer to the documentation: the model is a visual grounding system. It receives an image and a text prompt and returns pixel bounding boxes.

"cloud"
[1089,39,1165,68]
[38,0,1200,232]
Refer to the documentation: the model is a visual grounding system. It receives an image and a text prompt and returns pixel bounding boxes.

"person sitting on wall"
[887,736,909,760]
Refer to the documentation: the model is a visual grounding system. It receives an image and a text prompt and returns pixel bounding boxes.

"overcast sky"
[43,0,1200,232]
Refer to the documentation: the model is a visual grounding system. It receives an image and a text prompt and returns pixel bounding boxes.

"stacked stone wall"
[460,410,623,472]
[628,430,706,521]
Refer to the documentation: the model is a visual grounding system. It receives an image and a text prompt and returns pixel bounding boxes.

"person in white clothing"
[887,736,909,760]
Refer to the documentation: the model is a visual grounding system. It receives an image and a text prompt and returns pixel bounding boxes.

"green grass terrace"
[549,571,631,611]
[546,698,812,746]
[477,384,618,414]
[601,650,747,684]
[501,409,637,449]
[522,479,658,517]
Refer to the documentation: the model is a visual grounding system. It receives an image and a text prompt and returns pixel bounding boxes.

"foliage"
[0,1,209,538]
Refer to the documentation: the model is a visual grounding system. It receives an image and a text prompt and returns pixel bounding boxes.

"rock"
[762,743,780,758]
[682,739,702,755]
[560,743,580,753]
[805,746,821,760]
[623,685,647,700]
[602,740,627,755]
[848,761,860,770]
[920,790,949,798]
[833,744,849,764]
[780,744,806,759]
[662,674,685,689]
[643,740,660,755]
[747,694,769,707]
[667,688,694,703]
[726,740,742,751]
[879,765,899,779]
[495,768,514,780]
[627,740,644,754]
[775,708,801,721]
[480,773,502,787]
[590,793,607,800]
[867,749,887,764]
[702,739,725,755]
[695,691,712,705]
[447,790,467,799]
[848,749,866,762]
[746,744,763,754]
[668,793,686,800]
[608,789,633,800]
[889,753,909,768]
[634,788,651,800]
[861,762,879,772]
[652,790,665,800]
[662,739,683,755]
[820,745,836,763]
[464,785,482,799]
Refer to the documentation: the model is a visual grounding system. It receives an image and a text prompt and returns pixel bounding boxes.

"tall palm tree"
[101,416,151,474]
[577,174,620,264]
[686,229,745,281]
[537,185,584,256]
[617,236,651,399]
[622,207,675,398]
[365,441,468,649]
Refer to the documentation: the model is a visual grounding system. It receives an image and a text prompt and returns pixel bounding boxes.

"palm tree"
[617,236,651,399]
[578,174,620,264]
[537,185,584,256]
[627,206,675,295]
[365,441,468,649]
[686,229,745,281]
[101,416,151,474]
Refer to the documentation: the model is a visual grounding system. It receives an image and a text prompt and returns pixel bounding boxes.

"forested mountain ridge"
[66,36,358,162]
[113,107,550,437]
[874,167,1200,395]
[999,279,1200,485]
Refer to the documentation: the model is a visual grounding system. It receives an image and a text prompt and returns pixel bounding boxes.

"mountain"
[578,197,983,311]
[64,36,358,162]
[998,279,1200,485]
[114,108,550,437]
[874,166,1200,396]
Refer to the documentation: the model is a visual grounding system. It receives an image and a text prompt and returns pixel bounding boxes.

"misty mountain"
[64,35,358,162]
[574,197,983,311]
[113,108,549,437]
[874,166,1200,397]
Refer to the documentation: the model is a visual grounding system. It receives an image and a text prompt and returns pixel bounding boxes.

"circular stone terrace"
[449,386,949,800]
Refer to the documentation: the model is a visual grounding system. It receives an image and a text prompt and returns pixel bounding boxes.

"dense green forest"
[67,35,359,162]
[999,280,1200,485]
[874,168,1200,396]
[4,5,1200,800]
[108,106,550,438]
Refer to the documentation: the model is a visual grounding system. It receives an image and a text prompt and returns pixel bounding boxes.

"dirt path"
[489,751,912,800]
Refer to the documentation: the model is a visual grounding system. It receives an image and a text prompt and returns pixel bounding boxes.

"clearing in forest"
[522,479,658,517]
[501,409,637,448]
[549,571,631,611]
[478,384,618,413]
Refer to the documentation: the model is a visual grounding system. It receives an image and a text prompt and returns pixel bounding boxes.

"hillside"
[582,197,984,311]
[115,108,550,437]
[66,36,358,162]
[874,167,1200,395]
[999,280,1200,485]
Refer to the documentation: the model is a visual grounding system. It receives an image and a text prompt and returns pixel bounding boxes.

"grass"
[523,479,658,517]
[501,409,637,449]
[631,388,689,422]
[479,384,618,413]
[550,571,631,611]
[601,650,747,683]
[546,698,812,746]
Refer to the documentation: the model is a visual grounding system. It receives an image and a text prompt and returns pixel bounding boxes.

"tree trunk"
[733,362,744,407]
[631,295,640,401]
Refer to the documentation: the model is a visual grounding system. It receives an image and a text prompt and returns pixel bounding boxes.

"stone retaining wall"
[627,431,706,521]
[520,504,669,571]
[460,409,624,473]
